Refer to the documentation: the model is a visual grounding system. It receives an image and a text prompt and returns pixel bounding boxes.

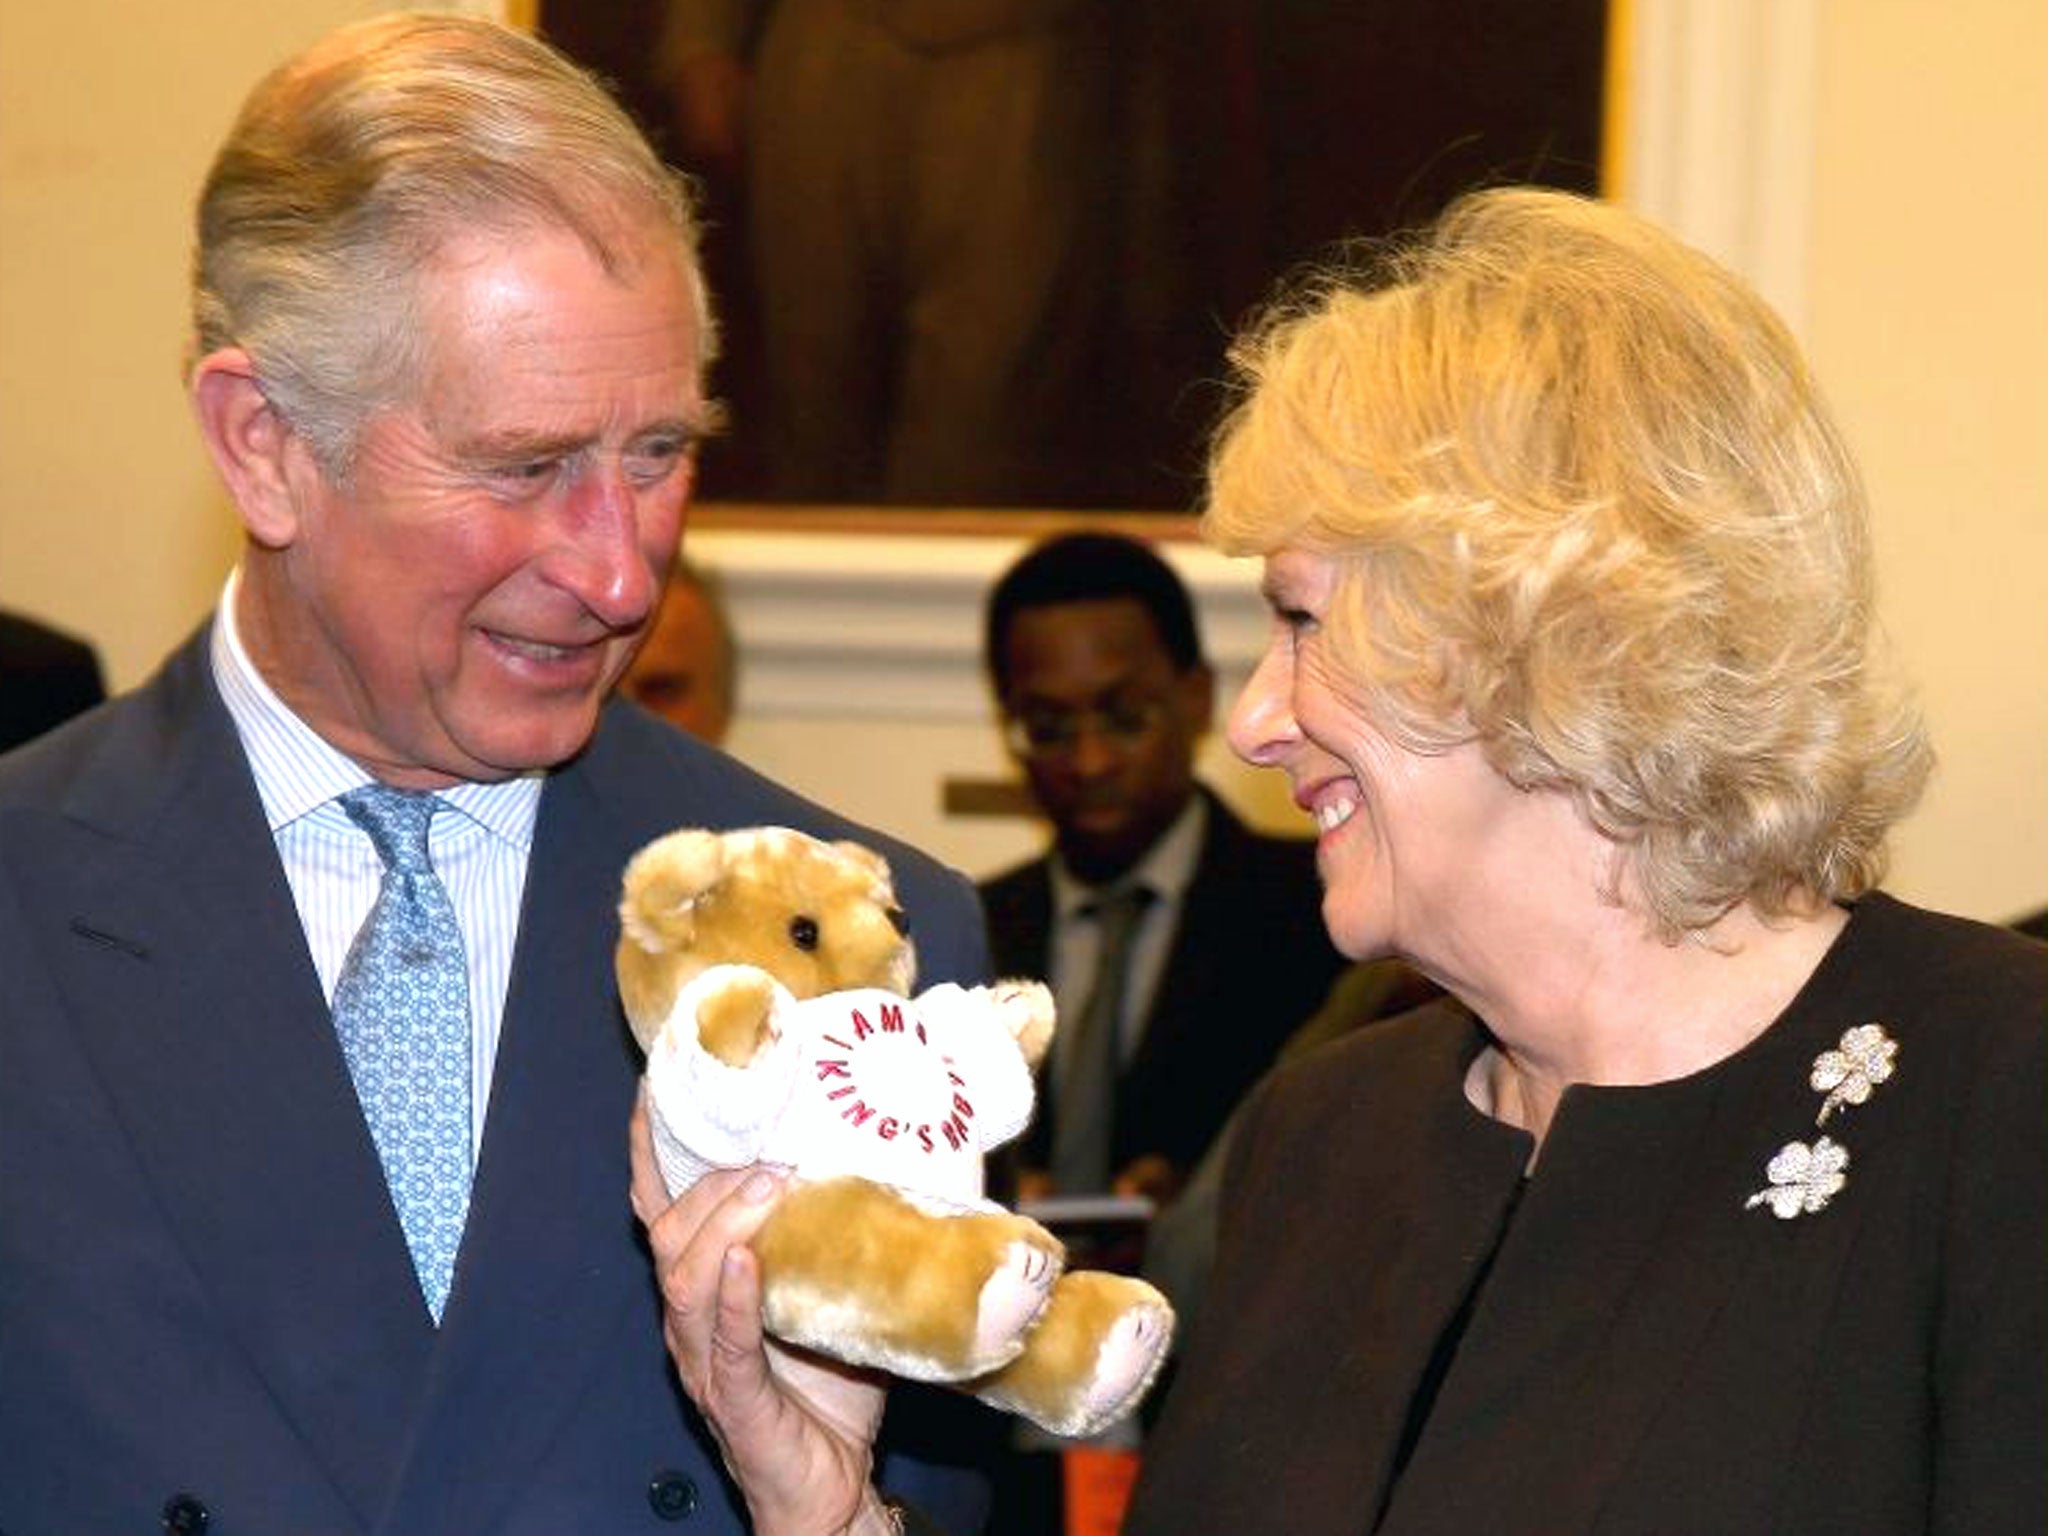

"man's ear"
[190,347,312,550]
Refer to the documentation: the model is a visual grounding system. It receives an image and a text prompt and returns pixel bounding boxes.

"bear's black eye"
[789,915,820,952]
[885,906,910,937]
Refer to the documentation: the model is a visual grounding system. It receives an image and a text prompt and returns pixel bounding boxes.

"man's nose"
[1065,717,1126,776]
[553,466,661,627]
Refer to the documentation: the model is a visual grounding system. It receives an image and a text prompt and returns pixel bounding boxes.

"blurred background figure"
[978,531,1348,1209]
[653,0,1119,506]
[620,555,738,745]
[0,608,106,753]
[539,0,1605,509]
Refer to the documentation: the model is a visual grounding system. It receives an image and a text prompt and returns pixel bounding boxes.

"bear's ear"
[831,839,895,891]
[618,829,729,954]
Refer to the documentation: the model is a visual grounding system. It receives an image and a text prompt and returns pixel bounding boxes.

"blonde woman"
[1121,189,2046,1536]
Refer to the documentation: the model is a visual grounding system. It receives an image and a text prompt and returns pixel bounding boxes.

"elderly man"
[0,16,985,1534]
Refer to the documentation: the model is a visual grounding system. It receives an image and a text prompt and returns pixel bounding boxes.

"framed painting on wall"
[540,0,1612,518]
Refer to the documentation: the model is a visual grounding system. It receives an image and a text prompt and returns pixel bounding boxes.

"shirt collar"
[210,566,542,848]
[1050,790,1208,920]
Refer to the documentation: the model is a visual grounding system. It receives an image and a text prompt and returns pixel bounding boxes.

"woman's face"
[1228,547,1531,965]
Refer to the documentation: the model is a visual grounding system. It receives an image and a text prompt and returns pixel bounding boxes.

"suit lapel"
[984,862,1054,980]
[982,865,1055,1164]
[1124,799,1244,1077]
[379,748,656,1529]
[49,633,430,1526]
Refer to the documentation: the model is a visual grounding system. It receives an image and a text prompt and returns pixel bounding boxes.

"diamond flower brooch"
[1745,1024,1898,1220]
[1810,1023,1898,1124]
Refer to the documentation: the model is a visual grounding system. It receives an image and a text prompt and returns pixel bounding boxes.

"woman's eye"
[1274,607,1318,647]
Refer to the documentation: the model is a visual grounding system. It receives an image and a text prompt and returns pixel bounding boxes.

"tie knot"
[1084,882,1153,937]
[341,785,440,875]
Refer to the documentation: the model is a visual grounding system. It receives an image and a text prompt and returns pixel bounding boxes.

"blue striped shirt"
[210,571,542,1154]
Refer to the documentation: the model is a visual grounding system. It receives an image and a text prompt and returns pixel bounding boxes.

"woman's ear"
[190,347,312,550]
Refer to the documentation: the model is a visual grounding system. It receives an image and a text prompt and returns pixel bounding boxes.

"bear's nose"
[885,906,909,937]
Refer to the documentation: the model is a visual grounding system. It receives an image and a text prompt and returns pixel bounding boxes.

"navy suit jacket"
[979,791,1346,1181]
[0,624,991,1535]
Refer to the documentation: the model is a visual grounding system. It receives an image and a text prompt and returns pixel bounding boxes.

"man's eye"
[1102,699,1165,737]
[625,437,689,487]
[492,458,559,490]
[1020,713,1079,748]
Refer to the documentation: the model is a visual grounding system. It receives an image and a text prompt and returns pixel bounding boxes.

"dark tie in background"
[1051,884,1154,1193]
[332,785,473,1324]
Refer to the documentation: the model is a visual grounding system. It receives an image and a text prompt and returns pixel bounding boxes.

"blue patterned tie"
[333,786,472,1324]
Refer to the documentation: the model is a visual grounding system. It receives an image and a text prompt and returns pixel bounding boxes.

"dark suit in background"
[0,627,989,1535]
[981,789,1346,1184]
[0,608,105,752]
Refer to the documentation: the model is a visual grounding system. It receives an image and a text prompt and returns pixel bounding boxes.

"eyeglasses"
[1002,696,1173,759]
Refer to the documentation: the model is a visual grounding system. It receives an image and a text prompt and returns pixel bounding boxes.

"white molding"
[1619,0,1819,339]
[688,526,1267,724]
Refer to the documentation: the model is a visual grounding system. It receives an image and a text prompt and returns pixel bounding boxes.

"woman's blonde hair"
[1206,188,1930,938]
[191,12,712,475]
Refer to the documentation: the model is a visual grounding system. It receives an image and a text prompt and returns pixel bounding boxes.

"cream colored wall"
[2,2,2042,920]
[1807,0,2048,922]
[0,1,511,685]
[0,0,395,687]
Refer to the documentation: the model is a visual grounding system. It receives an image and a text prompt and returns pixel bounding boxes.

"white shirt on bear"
[644,965,1038,1216]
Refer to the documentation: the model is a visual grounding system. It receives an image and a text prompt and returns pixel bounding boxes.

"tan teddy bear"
[617,825,1174,1439]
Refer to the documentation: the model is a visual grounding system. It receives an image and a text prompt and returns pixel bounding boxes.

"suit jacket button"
[161,1493,211,1533]
[647,1470,697,1521]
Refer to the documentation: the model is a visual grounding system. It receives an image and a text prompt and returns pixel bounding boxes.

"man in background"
[978,531,1349,1207]
[654,0,1118,505]
[620,553,738,744]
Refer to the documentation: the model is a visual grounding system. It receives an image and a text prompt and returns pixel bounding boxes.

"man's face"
[1001,597,1213,884]
[239,220,710,787]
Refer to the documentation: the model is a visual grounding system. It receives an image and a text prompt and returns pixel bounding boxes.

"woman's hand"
[630,1093,900,1536]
